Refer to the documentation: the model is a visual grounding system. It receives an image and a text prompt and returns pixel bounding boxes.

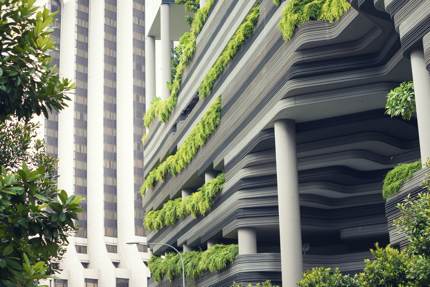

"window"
[55,279,68,287]
[75,245,88,254]
[85,279,97,287]
[116,278,129,287]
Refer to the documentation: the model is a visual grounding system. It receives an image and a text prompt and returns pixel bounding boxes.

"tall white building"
[40,0,149,286]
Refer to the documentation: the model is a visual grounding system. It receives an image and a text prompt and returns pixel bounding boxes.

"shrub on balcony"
[197,6,260,100]
[385,81,416,121]
[144,174,225,231]
[141,97,222,195]
[382,161,421,199]
[148,244,238,282]
[143,0,215,128]
[279,0,351,41]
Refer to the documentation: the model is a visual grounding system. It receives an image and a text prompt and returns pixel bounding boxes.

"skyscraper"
[39,0,149,286]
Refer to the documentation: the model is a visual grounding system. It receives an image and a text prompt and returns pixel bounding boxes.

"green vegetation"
[385,81,416,121]
[300,178,430,287]
[0,1,81,285]
[198,6,260,100]
[232,281,279,287]
[382,161,421,199]
[273,0,281,7]
[176,0,200,24]
[299,267,359,287]
[144,174,225,231]
[278,0,351,41]
[141,97,222,194]
[148,244,238,282]
[0,0,73,121]
[143,0,215,128]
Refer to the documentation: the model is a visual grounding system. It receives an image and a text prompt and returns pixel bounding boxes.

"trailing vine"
[148,244,238,282]
[197,5,260,100]
[140,97,222,195]
[144,174,225,231]
[382,161,421,199]
[385,81,416,121]
[143,0,216,128]
[278,0,351,41]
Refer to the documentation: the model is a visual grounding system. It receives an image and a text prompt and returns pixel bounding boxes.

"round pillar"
[274,120,303,286]
[238,228,257,255]
[160,4,171,99]
[410,48,430,165]
[145,36,156,107]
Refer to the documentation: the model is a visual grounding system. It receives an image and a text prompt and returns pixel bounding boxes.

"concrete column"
[205,170,217,182]
[183,244,191,252]
[116,0,149,286]
[238,228,257,255]
[181,189,191,198]
[200,0,207,7]
[145,35,156,107]
[410,48,430,165]
[56,1,85,286]
[207,240,215,249]
[87,0,116,285]
[160,4,171,99]
[274,120,303,287]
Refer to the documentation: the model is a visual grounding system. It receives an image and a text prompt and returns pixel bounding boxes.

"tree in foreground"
[0,1,81,286]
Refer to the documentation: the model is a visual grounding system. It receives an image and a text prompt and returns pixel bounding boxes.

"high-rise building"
[39,0,149,286]
[142,0,430,286]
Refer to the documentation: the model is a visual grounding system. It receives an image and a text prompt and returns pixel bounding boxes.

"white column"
[87,0,116,286]
[200,0,206,7]
[207,240,215,249]
[274,120,303,287]
[57,1,85,286]
[238,228,257,255]
[181,189,191,198]
[160,4,171,99]
[410,48,430,165]
[205,170,217,182]
[117,1,149,286]
[183,244,191,252]
[145,35,156,106]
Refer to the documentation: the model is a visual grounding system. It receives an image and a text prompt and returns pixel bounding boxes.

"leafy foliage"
[197,5,260,100]
[148,244,238,282]
[273,0,281,7]
[385,81,416,121]
[0,1,80,285]
[231,281,279,287]
[395,193,430,257]
[278,0,351,41]
[144,174,224,231]
[358,245,410,287]
[141,97,222,194]
[299,267,359,287]
[382,161,421,199]
[0,0,73,121]
[300,176,430,287]
[176,0,200,24]
[143,0,215,128]
[0,165,82,287]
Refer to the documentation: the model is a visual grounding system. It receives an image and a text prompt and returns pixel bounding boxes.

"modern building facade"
[143,0,430,286]
[39,0,150,286]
